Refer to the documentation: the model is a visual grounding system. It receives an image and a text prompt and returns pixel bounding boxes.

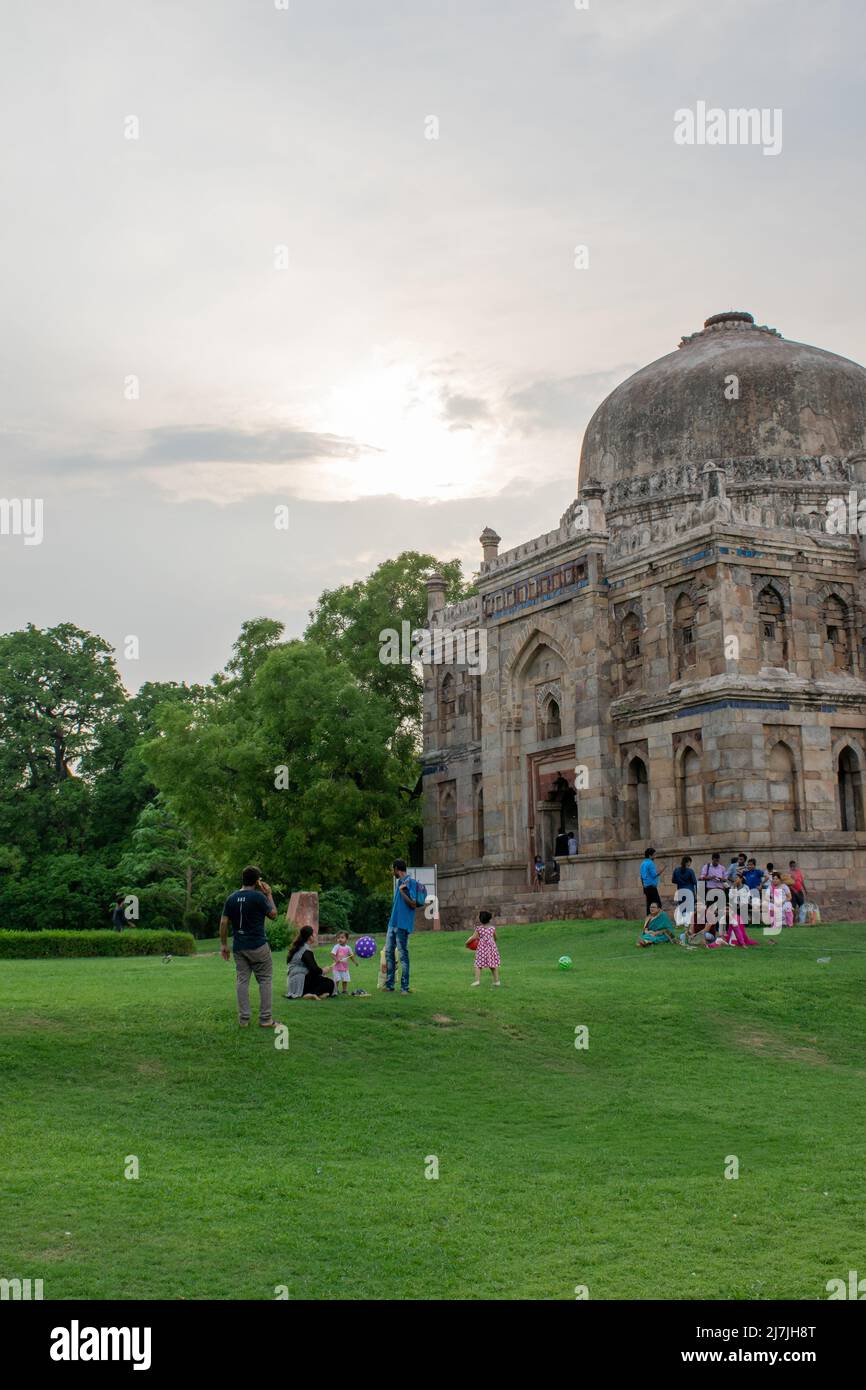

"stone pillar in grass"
[286,892,319,944]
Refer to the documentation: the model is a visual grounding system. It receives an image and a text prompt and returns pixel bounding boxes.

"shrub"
[319,887,353,935]
[0,853,116,932]
[266,918,290,951]
[133,882,187,932]
[0,930,196,959]
[350,891,393,937]
[182,909,207,937]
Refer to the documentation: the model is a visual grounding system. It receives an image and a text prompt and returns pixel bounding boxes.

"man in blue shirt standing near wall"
[385,858,422,994]
[640,847,662,914]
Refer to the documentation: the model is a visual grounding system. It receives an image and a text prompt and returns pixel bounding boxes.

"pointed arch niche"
[674,734,705,837]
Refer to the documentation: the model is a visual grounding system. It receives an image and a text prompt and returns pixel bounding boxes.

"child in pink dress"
[471,910,501,987]
[330,932,356,995]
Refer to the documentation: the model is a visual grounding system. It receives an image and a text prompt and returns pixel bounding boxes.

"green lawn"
[1,921,864,1300]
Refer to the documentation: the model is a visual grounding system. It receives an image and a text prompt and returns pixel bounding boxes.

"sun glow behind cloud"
[310,362,500,503]
[133,362,503,506]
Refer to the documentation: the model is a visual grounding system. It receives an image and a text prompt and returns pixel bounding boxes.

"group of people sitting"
[637,848,812,950]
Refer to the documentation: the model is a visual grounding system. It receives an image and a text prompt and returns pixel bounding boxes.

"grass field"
[1,921,864,1301]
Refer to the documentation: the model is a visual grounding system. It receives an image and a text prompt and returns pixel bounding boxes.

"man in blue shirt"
[385,858,421,994]
[742,858,764,892]
[220,865,278,1028]
[640,847,662,912]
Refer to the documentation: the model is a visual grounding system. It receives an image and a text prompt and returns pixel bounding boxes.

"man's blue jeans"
[385,927,410,992]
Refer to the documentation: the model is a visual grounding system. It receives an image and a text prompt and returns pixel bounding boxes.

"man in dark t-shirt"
[220,865,278,1028]
[111,895,126,931]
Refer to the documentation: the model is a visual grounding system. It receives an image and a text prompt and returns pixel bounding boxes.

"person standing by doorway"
[220,866,279,1028]
[640,847,662,913]
[532,854,544,892]
[385,859,422,995]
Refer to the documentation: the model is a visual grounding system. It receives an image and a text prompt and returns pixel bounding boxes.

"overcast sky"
[1,0,864,688]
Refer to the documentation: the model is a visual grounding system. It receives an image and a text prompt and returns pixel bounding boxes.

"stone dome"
[578,311,866,490]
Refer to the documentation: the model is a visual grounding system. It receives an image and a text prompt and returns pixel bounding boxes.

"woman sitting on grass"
[720,876,760,946]
[636,902,677,947]
[286,926,335,1000]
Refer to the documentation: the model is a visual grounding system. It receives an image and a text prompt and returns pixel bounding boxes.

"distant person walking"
[219,866,278,1028]
[111,894,126,932]
[640,847,661,912]
[385,859,423,994]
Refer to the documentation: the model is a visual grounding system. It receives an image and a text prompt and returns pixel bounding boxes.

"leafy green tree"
[115,801,223,932]
[305,551,470,731]
[143,636,418,895]
[0,624,127,861]
[0,623,126,784]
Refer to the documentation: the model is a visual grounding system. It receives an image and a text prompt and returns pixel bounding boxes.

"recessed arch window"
[439,781,458,860]
[440,673,456,732]
[837,745,864,831]
[624,755,649,841]
[767,740,800,834]
[678,745,704,836]
[824,594,851,672]
[673,593,697,677]
[756,585,789,667]
[620,611,642,689]
[540,695,562,741]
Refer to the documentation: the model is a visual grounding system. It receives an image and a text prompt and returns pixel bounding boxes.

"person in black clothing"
[671,855,697,931]
[111,895,126,931]
[220,865,279,1028]
[286,925,336,1000]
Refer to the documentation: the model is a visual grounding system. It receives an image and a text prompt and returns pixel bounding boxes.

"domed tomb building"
[421,311,866,924]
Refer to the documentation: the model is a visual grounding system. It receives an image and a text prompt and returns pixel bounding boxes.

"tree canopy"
[0,550,466,932]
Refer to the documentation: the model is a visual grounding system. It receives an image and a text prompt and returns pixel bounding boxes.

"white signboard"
[409,865,439,923]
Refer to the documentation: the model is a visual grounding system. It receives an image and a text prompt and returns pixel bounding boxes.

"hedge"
[0,930,196,959]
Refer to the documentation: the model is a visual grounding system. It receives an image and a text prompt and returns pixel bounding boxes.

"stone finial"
[479,527,501,564]
[426,571,447,621]
[574,486,606,533]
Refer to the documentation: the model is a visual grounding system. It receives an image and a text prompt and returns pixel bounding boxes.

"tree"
[142,635,419,894]
[0,623,126,783]
[115,800,223,933]
[305,551,470,731]
[0,624,128,860]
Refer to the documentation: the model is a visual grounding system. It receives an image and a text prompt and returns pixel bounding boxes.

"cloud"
[506,368,636,436]
[440,391,492,430]
[136,425,376,467]
[37,424,378,477]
